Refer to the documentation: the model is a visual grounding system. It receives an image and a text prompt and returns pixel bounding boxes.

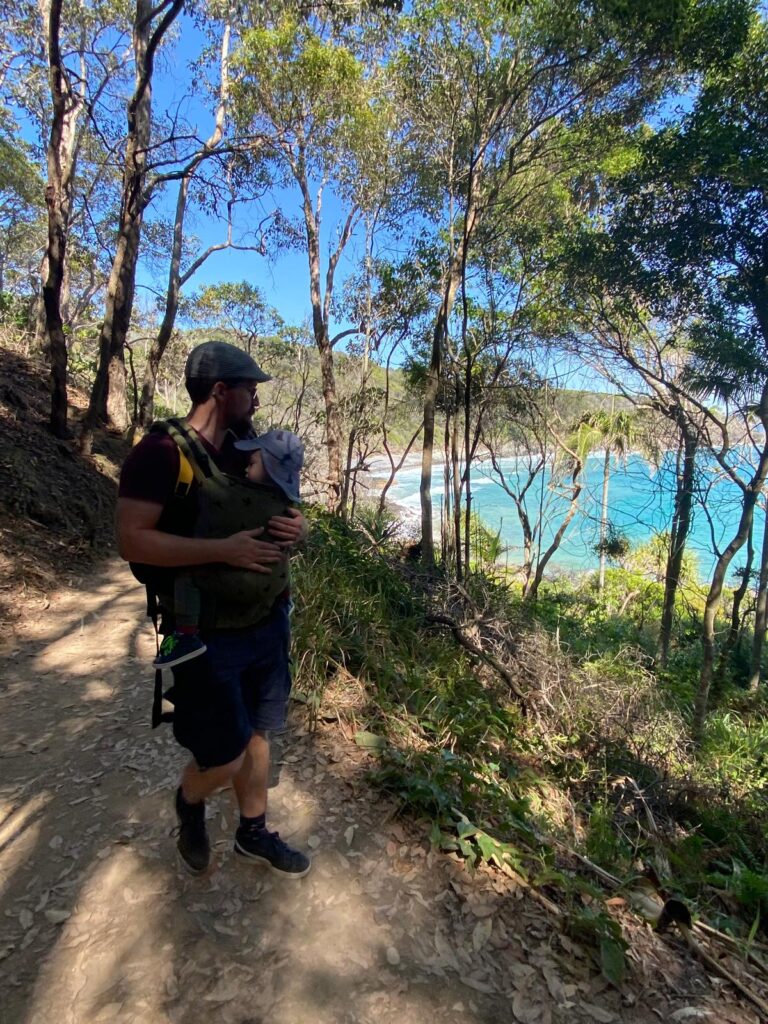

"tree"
[606,13,768,736]
[133,22,258,435]
[231,11,394,508]
[579,407,637,597]
[749,505,768,690]
[0,127,44,313]
[483,368,596,600]
[395,0,745,567]
[1,0,134,432]
[38,0,132,436]
[80,0,185,447]
[573,14,765,737]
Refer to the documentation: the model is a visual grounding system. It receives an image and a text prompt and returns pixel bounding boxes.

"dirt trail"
[0,559,760,1024]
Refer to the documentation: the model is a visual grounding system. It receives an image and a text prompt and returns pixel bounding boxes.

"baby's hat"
[234,430,304,501]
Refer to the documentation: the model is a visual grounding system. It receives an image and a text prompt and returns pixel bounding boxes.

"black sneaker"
[175,787,210,874]
[154,632,207,670]
[234,827,311,878]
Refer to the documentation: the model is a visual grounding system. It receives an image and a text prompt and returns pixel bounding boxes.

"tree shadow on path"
[0,560,755,1024]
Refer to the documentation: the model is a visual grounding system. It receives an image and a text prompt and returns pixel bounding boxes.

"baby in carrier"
[153,429,304,670]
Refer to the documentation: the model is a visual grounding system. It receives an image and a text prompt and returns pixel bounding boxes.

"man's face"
[222,379,260,430]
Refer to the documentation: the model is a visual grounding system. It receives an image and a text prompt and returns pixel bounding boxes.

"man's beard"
[227,413,255,439]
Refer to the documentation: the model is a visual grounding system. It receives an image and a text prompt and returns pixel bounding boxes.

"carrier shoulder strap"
[175,447,194,496]
[142,417,214,729]
[163,417,219,483]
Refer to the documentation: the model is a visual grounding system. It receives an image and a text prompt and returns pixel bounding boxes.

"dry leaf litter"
[0,560,763,1024]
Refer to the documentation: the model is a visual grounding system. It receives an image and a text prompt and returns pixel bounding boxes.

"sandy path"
[0,560,759,1024]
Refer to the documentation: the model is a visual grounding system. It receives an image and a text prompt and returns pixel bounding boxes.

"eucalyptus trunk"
[451,394,462,579]
[598,448,610,596]
[420,302,446,569]
[81,0,183,451]
[516,499,534,593]
[659,422,697,666]
[716,519,754,688]
[42,0,83,438]
[340,427,356,518]
[748,506,768,690]
[525,459,583,603]
[421,174,480,567]
[463,351,472,576]
[442,411,452,565]
[694,395,768,740]
[294,157,349,511]
[134,24,231,437]
[315,323,343,510]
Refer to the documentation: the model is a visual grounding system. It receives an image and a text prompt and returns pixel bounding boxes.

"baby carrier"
[131,417,291,726]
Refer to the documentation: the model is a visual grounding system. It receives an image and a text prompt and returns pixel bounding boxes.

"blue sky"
[137,12,363,334]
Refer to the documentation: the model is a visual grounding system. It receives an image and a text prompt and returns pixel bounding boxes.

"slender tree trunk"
[293,155,347,510]
[463,352,472,576]
[716,518,754,688]
[81,0,183,452]
[340,427,356,518]
[748,502,768,690]
[694,408,768,739]
[526,460,583,603]
[451,396,462,579]
[377,423,423,518]
[134,25,231,436]
[421,303,446,569]
[516,500,534,594]
[42,0,82,438]
[134,171,191,435]
[315,325,343,509]
[442,410,452,566]
[659,421,698,666]
[421,173,481,567]
[598,447,610,596]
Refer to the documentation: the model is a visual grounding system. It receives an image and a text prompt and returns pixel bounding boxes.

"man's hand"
[218,528,283,574]
[268,507,309,547]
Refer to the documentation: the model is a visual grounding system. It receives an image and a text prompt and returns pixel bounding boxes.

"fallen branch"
[679,924,768,1020]
[426,612,527,707]
[694,921,768,972]
[504,862,562,918]
[550,835,768,1010]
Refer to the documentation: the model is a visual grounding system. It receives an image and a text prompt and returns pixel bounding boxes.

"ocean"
[379,451,752,579]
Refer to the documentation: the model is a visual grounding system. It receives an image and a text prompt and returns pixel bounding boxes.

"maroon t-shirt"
[118,425,249,532]
[119,428,248,506]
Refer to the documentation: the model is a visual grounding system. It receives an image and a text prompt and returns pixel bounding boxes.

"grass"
[291,507,768,948]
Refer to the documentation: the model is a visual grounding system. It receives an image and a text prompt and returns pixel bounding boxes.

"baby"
[153,429,304,670]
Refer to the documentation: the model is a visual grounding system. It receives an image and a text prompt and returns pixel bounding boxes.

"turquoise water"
[383,452,752,578]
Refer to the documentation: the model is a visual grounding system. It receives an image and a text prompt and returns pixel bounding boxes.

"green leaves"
[354,729,388,750]
[431,813,528,875]
[231,16,382,183]
[571,905,629,985]
[599,935,626,986]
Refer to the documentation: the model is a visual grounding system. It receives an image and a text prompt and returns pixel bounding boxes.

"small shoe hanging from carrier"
[131,417,293,728]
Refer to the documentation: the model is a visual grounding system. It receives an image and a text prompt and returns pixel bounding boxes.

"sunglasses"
[227,380,259,399]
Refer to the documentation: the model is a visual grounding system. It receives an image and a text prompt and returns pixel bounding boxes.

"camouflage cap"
[184,341,271,383]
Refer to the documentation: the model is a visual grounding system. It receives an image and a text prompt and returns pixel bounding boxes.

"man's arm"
[117,498,283,575]
[267,506,309,547]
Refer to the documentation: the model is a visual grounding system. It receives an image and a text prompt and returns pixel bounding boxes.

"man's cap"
[234,429,304,502]
[185,341,271,383]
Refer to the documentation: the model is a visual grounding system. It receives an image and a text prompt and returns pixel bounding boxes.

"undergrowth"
[291,508,768,966]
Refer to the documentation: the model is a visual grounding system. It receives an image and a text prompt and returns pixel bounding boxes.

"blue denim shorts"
[169,602,291,768]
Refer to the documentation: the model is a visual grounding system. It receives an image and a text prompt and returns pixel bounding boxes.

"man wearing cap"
[117,341,311,878]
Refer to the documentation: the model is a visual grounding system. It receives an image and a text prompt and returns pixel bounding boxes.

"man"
[117,340,310,877]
